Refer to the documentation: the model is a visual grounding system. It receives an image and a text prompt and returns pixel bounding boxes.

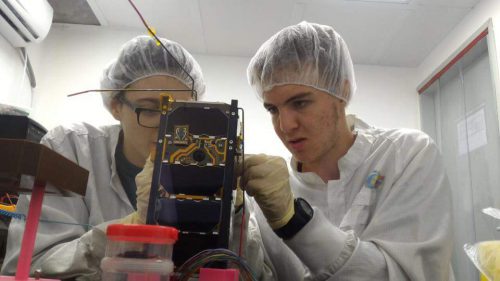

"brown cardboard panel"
[0,139,88,195]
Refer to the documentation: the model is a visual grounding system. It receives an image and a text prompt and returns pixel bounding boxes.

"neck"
[122,140,146,168]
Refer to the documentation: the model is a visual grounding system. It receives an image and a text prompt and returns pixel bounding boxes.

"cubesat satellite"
[146,94,242,266]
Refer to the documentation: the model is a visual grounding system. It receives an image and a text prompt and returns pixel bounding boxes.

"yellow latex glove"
[120,157,154,224]
[241,154,294,229]
[478,241,500,281]
[234,186,244,209]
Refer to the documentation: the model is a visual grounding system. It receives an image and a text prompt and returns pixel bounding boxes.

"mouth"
[287,138,306,150]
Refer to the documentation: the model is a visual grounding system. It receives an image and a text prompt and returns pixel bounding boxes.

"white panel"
[412,0,480,8]
[380,6,471,67]
[200,0,297,56]
[301,2,411,65]
[94,0,206,53]
[0,35,32,111]
[85,0,481,66]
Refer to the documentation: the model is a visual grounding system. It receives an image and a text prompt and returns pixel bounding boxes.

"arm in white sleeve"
[1,125,127,280]
[37,219,119,281]
[0,195,111,280]
[285,209,390,281]
[285,209,352,274]
[285,132,452,281]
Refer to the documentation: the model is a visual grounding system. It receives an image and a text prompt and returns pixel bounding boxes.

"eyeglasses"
[117,95,162,128]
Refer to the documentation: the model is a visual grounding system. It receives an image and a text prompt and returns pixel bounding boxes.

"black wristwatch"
[274,198,313,240]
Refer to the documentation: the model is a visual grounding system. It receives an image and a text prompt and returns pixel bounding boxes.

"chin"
[291,152,308,163]
[295,152,320,165]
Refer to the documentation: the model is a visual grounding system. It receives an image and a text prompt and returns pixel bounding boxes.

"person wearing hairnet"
[1,35,207,279]
[243,21,454,280]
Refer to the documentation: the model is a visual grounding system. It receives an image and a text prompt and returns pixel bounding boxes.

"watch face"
[297,198,313,217]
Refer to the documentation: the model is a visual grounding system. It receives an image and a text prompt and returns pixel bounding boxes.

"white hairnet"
[101,35,205,111]
[247,21,356,104]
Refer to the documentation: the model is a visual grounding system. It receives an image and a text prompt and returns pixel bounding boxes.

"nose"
[277,109,298,133]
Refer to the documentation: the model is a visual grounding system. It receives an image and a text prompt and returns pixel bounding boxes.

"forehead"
[263,84,328,104]
[126,75,193,101]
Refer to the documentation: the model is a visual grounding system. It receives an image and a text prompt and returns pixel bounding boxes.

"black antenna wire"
[127,0,197,100]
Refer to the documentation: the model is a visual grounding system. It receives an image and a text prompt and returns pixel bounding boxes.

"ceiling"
[48,0,481,67]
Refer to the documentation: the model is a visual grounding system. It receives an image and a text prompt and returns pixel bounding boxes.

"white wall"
[193,54,289,157]
[350,65,418,129]
[28,24,142,130]
[0,35,32,112]
[29,24,418,157]
[417,0,500,96]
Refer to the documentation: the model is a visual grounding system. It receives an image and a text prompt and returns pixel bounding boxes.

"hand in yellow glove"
[241,154,294,229]
[120,157,154,224]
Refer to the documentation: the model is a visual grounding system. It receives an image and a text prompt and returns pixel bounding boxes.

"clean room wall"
[417,0,500,95]
[29,23,418,157]
[350,65,418,129]
[0,35,32,112]
[27,24,140,130]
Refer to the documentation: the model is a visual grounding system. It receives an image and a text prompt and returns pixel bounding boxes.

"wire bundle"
[173,248,257,281]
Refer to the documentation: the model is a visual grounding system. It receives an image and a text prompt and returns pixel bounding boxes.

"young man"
[243,21,454,280]
[1,35,204,279]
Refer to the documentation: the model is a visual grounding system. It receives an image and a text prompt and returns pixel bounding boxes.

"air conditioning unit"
[0,0,53,47]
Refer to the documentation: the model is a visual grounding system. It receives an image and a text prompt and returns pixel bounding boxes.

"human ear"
[110,97,123,121]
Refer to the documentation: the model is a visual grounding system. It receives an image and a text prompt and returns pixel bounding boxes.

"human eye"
[264,105,278,115]
[136,99,160,110]
[292,99,310,110]
[140,108,160,117]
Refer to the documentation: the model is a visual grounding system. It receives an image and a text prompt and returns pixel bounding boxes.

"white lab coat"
[1,123,274,280]
[1,123,130,280]
[251,117,454,281]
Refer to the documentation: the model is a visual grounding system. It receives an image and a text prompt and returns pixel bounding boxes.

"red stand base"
[0,276,59,281]
[198,268,239,281]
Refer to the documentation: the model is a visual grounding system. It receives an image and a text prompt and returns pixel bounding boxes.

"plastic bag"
[0,103,29,116]
[483,207,500,221]
[464,241,500,281]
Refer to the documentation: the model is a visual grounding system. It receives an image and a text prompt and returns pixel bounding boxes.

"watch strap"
[274,198,313,240]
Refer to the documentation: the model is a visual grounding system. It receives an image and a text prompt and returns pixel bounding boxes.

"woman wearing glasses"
[1,36,205,280]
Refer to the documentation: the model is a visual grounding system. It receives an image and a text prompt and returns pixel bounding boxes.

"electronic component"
[0,115,47,142]
[147,95,241,266]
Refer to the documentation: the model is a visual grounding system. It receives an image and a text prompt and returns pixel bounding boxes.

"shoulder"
[365,127,440,165]
[367,127,434,148]
[374,127,433,149]
[43,123,120,144]
[41,123,121,159]
[352,116,436,155]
